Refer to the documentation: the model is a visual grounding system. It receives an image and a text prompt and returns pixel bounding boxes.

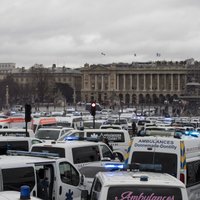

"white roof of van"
[97,171,185,188]
[32,140,104,149]
[0,155,58,168]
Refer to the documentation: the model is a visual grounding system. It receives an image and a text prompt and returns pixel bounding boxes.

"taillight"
[180,173,185,183]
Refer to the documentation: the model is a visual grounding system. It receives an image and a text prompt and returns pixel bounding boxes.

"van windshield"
[131,152,177,177]
[107,186,182,200]
[35,130,60,140]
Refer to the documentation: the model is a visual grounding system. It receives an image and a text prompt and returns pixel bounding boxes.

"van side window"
[0,141,29,155]
[72,146,100,164]
[100,144,113,159]
[59,162,79,186]
[2,167,35,191]
[71,132,84,138]
[187,160,200,187]
[91,178,102,200]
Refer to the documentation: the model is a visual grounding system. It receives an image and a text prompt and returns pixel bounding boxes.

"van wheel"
[116,153,124,162]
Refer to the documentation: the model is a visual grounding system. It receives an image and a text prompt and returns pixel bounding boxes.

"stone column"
[137,74,139,91]
[116,74,119,90]
[130,74,132,90]
[171,74,173,91]
[101,75,104,91]
[123,74,126,91]
[164,74,166,91]
[95,75,98,90]
[157,74,160,91]
[178,74,180,91]
[143,74,146,91]
[108,75,111,90]
[150,74,153,91]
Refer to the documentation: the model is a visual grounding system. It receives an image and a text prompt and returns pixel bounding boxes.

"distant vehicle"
[35,126,73,142]
[83,120,106,129]
[0,117,32,129]
[32,116,82,133]
[0,136,42,154]
[100,109,113,115]
[11,105,23,111]
[0,128,35,137]
[100,124,126,130]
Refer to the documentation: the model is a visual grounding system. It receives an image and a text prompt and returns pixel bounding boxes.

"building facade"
[0,63,15,73]
[0,64,82,106]
[81,61,192,106]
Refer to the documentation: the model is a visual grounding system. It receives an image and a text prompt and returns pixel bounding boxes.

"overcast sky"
[0,0,200,68]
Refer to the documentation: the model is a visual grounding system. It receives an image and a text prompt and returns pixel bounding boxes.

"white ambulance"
[0,151,87,200]
[90,171,188,200]
[31,140,117,170]
[128,135,200,200]
[58,129,131,161]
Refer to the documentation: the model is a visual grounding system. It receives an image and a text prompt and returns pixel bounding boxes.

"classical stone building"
[0,63,15,73]
[81,61,195,106]
[0,64,82,106]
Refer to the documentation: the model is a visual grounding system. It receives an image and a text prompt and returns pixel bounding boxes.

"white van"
[35,126,73,143]
[0,151,87,200]
[0,128,35,137]
[90,171,188,200]
[128,135,200,200]
[0,136,42,154]
[58,129,131,161]
[31,140,117,170]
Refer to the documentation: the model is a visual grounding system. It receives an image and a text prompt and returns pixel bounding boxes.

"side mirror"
[80,174,85,185]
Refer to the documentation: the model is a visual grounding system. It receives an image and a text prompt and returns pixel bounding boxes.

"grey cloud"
[0,0,200,67]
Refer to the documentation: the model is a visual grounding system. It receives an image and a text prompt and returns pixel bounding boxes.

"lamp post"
[5,85,9,110]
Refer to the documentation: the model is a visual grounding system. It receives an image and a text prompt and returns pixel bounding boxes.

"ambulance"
[0,116,32,129]
[58,129,131,162]
[128,135,200,200]
[90,171,188,200]
[0,151,88,200]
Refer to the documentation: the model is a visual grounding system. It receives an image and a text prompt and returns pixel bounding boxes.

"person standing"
[132,121,137,136]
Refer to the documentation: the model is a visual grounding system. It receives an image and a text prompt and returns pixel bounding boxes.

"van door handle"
[59,186,62,195]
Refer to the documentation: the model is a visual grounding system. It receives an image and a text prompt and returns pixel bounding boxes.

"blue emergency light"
[104,163,124,170]
[20,185,30,199]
